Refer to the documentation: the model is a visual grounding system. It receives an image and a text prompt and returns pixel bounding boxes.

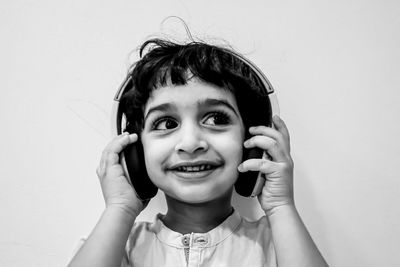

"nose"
[174,123,208,154]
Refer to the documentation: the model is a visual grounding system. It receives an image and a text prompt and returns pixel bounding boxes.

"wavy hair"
[120,38,271,134]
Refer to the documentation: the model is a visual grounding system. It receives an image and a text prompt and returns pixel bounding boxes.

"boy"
[68,38,328,267]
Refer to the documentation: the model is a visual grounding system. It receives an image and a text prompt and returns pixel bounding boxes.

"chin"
[152,168,239,204]
[167,185,234,204]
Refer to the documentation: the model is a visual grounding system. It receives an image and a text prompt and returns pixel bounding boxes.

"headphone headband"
[111,52,279,136]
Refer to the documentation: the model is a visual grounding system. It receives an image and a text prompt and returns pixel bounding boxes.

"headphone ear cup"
[234,147,264,197]
[122,139,158,201]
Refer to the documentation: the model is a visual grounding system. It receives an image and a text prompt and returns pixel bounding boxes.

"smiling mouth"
[168,160,223,177]
[175,165,215,172]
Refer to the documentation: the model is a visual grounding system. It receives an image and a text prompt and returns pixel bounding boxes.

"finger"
[249,125,282,141]
[100,133,138,169]
[244,135,287,162]
[105,133,138,154]
[238,158,276,174]
[272,115,290,149]
[248,126,289,154]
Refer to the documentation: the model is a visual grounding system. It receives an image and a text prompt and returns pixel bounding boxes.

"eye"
[152,117,178,130]
[203,111,231,126]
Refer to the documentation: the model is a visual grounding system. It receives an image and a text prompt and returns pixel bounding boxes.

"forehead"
[144,80,238,115]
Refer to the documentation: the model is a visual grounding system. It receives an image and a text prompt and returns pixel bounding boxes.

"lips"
[168,160,222,173]
[175,165,215,172]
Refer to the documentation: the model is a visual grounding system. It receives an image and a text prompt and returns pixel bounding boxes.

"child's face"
[140,79,245,204]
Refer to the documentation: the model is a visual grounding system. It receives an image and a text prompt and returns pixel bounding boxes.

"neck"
[162,189,234,234]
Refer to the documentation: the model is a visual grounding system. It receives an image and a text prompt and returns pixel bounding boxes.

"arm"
[238,115,328,267]
[68,206,137,267]
[68,133,145,267]
[268,205,327,267]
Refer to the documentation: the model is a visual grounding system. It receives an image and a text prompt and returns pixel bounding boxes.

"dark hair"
[120,38,272,134]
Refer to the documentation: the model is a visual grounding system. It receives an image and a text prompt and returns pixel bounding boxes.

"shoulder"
[237,215,275,257]
[126,219,158,249]
[223,214,276,266]
[236,215,272,240]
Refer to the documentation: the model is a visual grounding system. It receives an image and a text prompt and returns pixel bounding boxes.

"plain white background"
[1,0,399,266]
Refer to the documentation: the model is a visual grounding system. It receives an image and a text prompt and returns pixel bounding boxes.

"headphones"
[111,51,279,201]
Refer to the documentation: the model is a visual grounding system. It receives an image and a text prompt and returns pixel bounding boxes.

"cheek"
[142,143,165,185]
[142,139,170,168]
[214,131,244,164]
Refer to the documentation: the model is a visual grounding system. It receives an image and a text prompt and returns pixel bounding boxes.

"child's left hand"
[238,115,294,216]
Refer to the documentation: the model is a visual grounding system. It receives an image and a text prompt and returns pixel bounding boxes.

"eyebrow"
[198,98,239,116]
[144,98,239,122]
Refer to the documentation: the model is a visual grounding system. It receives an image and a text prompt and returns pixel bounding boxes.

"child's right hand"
[96,133,145,218]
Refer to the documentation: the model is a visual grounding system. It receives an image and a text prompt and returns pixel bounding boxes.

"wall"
[1,0,399,266]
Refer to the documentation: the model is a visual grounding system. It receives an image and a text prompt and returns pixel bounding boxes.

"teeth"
[176,165,213,172]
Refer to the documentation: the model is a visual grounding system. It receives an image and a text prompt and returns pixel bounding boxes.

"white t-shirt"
[122,209,277,267]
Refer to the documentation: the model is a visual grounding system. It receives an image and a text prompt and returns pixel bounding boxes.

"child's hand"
[96,133,145,218]
[238,115,294,216]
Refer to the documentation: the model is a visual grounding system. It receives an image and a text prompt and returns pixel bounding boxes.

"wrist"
[264,200,296,218]
[105,203,141,223]
[105,195,145,218]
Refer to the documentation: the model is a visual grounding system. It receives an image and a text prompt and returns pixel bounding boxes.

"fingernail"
[129,133,137,140]
[273,115,281,125]
[237,164,243,172]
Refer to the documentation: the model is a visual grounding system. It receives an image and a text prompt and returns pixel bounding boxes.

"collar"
[149,209,242,248]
